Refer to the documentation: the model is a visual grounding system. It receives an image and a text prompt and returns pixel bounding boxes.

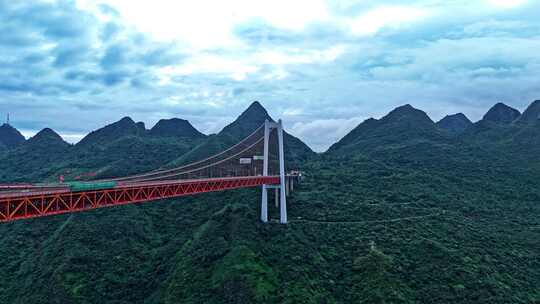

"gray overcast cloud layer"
[0,0,539,151]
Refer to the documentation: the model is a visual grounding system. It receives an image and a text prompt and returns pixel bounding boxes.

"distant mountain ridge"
[436,113,472,135]
[0,115,207,181]
[328,104,446,153]
[0,101,314,181]
[172,101,315,168]
[2,99,540,181]
[517,100,540,124]
[0,123,25,148]
[149,118,206,139]
[481,102,521,124]
[27,128,69,147]
[382,104,434,125]
[329,100,540,162]
[77,117,146,147]
[220,101,272,138]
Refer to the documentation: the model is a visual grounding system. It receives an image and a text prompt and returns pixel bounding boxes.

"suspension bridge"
[0,120,294,224]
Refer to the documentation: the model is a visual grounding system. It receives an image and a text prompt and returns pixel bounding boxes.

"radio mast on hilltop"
[6,113,10,125]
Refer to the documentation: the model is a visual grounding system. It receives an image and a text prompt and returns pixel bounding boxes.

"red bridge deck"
[0,176,279,222]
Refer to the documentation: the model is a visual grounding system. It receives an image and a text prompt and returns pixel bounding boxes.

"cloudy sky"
[1,0,539,151]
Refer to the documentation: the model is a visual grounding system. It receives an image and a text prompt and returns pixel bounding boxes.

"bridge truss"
[0,120,289,223]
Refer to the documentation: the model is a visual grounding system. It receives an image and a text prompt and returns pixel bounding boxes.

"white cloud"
[3,0,540,151]
[255,45,346,65]
[157,45,346,82]
[157,55,260,81]
[262,68,289,80]
[349,5,431,36]
[290,118,365,152]
[82,0,329,49]
[486,0,528,8]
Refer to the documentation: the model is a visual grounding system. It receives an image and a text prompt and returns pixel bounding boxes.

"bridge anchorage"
[0,120,293,224]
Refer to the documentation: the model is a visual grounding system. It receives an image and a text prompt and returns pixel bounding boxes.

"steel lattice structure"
[0,176,279,222]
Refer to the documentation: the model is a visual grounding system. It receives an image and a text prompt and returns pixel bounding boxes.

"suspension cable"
[123,137,265,183]
[104,124,265,182]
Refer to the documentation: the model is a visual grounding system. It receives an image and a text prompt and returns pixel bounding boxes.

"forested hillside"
[171,101,314,169]
[0,102,314,183]
[0,101,539,303]
[0,117,206,182]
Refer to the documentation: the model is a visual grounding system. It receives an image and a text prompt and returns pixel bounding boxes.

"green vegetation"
[0,130,204,183]
[172,101,314,169]
[0,101,539,303]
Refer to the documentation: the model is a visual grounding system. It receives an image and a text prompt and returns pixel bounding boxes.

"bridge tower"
[260,119,287,224]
